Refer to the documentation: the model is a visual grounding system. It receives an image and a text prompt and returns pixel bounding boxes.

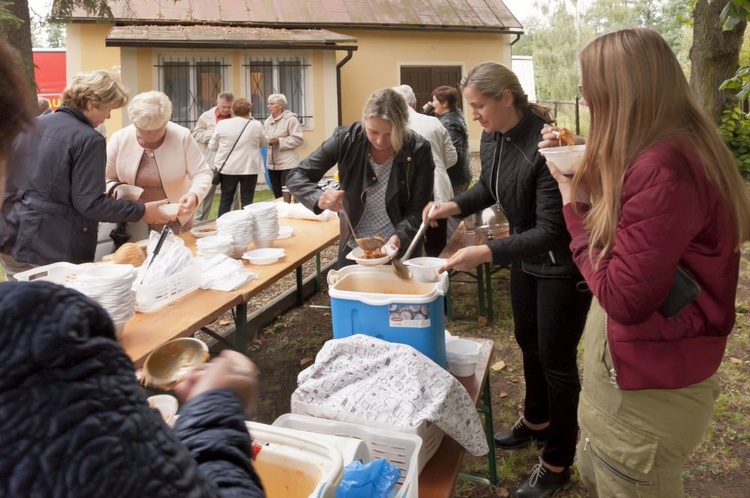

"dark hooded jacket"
[0,281,265,498]
[0,108,144,265]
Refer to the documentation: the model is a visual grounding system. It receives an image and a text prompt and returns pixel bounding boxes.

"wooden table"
[418,337,497,497]
[119,216,339,367]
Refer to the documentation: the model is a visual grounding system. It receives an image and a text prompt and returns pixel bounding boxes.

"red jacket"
[564,138,739,390]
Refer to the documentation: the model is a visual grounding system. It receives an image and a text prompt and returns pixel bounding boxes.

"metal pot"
[463,205,507,230]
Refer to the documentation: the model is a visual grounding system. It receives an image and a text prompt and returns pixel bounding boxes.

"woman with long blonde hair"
[545,28,750,496]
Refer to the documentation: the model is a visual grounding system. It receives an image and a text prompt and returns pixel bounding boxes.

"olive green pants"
[576,301,719,497]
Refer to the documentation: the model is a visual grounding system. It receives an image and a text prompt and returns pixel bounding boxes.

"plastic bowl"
[446,339,481,377]
[404,257,447,283]
[158,203,181,217]
[142,338,209,388]
[277,225,294,239]
[147,394,178,427]
[538,145,586,175]
[243,248,286,265]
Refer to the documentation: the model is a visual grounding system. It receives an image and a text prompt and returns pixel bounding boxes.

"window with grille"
[157,56,229,130]
[244,56,310,125]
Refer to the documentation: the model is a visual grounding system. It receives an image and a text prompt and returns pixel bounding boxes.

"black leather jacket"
[438,109,472,188]
[453,111,578,277]
[286,122,435,268]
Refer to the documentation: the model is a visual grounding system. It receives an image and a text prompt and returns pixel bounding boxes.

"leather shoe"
[513,463,572,498]
[494,417,549,449]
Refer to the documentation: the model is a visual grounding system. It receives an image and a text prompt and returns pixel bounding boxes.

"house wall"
[66,24,124,136]
[67,23,516,155]
[335,29,513,151]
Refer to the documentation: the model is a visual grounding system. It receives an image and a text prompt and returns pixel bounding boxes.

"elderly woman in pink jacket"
[106,91,212,236]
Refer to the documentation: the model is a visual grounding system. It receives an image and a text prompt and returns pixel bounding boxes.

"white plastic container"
[446,338,482,377]
[274,414,422,498]
[15,262,84,285]
[404,257,447,283]
[134,260,201,313]
[292,400,443,474]
[246,421,344,498]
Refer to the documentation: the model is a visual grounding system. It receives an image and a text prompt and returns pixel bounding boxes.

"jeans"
[218,174,258,216]
[510,263,592,467]
[268,169,290,199]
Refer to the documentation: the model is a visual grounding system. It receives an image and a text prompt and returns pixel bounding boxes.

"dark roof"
[106,25,358,50]
[58,0,522,33]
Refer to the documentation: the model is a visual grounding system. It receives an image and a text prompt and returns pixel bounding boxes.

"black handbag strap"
[216,119,251,174]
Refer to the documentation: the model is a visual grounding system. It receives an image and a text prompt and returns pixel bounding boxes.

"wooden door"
[400,66,462,113]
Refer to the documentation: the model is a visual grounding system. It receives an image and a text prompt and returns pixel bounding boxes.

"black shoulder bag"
[212,119,251,185]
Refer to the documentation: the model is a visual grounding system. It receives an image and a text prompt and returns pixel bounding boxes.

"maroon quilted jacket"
[564,138,739,390]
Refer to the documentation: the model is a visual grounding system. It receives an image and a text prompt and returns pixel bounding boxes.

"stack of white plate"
[71,264,137,338]
[217,210,254,258]
[244,202,279,248]
[196,234,234,258]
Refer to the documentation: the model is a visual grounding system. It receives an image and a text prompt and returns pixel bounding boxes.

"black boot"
[513,463,572,498]
[494,417,549,449]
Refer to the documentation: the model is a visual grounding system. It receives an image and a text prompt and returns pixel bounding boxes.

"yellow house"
[55,0,523,154]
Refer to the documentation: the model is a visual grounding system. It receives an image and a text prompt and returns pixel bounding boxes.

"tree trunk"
[690,0,747,124]
[0,0,36,100]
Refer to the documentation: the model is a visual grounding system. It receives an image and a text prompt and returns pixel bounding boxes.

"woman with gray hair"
[0,69,171,277]
[287,87,435,268]
[107,90,212,236]
[263,93,304,198]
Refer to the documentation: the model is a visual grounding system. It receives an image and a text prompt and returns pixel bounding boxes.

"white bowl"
[276,225,294,239]
[243,248,286,265]
[158,203,181,217]
[404,257,447,283]
[80,263,135,280]
[147,394,178,427]
[345,245,396,267]
[539,144,586,175]
[446,339,481,377]
[190,224,218,238]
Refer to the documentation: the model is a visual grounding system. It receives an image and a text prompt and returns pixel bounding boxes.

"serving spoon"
[392,203,438,279]
[340,203,386,253]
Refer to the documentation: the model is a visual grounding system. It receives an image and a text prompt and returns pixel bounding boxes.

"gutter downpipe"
[336,49,355,126]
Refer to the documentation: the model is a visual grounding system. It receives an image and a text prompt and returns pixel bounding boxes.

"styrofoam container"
[539,144,586,175]
[446,338,481,377]
[404,257,447,283]
[328,265,449,367]
[158,203,181,217]
[246,421,344,498]
[147,394,178,427]
[274,413,422,498]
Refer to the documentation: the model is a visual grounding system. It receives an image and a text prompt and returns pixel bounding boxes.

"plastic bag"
[335,458,401,498]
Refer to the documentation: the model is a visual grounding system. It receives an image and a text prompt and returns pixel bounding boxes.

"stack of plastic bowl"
[70,263,137,338]
[244,202,279,248]
[217,210,254,258]
[196,234,234,259]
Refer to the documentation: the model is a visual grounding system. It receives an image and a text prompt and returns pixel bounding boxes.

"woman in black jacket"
[287,88,435,268]
[429,62,591,498]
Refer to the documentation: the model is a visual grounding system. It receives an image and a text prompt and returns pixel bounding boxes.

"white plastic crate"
[291,400,444,474]
[274,413,422,498]
[15,262,84,285]
[135,260,201,313]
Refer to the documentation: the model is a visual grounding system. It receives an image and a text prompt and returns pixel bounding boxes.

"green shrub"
[719,107,750,179]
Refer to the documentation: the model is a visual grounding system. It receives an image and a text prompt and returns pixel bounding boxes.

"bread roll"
[113,242,146,267]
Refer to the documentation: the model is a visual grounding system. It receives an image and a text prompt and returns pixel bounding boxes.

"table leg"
[234,303,248,353]
[479,372,498,485]
[295,266,303,306]
[485,263,494,323]
[476,264,486,317]
[315,254,322,291]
